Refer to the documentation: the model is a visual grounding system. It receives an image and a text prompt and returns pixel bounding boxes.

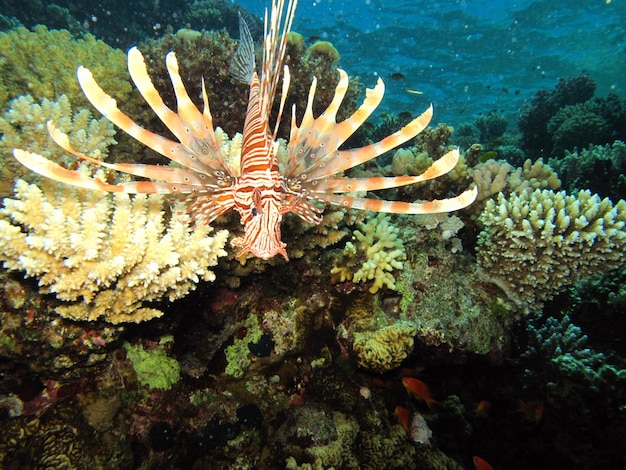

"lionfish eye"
[251,207,258,217]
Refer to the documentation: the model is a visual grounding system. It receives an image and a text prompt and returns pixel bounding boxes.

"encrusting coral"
[0,178,228,323]
[476,188,626,312]
[351,321,418,372]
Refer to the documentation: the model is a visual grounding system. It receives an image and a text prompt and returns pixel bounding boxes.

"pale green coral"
[0,25,131,112]
[0,179,229,323]
[331,213,406,293]
[477,188,626,312]
[124,336,181,390]
[225,314,264,378]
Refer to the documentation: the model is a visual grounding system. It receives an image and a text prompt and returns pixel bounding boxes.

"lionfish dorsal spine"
[229,12,256,86]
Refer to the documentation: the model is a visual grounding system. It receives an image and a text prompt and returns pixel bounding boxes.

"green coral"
[0,25,132,112]
[477,188,626,312]
[124,337,181,390]
[225,314,264,378]
[549,140,626,201]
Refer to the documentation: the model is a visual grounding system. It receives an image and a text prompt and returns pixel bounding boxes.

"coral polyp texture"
[331,213,406,294]
[0,179,228,323]
[477,188,626,312]
[351,321,418,372]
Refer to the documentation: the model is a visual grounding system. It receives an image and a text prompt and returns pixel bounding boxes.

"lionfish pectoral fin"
[13,149,200,195]
[47,121,214,187]
[305,105,433,180]
[229,12,256,85]
[316,186,478,214]
[13,149,120,192]
[308,148,461,193]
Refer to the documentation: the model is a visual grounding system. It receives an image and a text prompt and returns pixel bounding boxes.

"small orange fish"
[372,376,394,390]
[516,400,544,424]
[401,377,438,409]
[474,400,492,418]
[394,406,411,434]
[473,455,493,470]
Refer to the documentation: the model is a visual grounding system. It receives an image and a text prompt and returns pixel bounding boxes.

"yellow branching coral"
[0,179,229,323]
[352,321,418,372]
[331,213,406,293]
[477,188,626,312]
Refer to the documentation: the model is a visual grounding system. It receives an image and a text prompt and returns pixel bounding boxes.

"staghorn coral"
[0,178,228,323]
[476,188,626,312]
[331,213,406,294]
[522,313,626,389]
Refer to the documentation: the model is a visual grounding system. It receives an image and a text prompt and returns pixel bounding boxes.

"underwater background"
[0,0,625,469]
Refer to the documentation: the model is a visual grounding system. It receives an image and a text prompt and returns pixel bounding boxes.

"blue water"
[237,0,625,126]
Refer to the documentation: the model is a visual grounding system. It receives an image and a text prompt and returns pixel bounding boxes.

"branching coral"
[0,94,116,192]
[331,213,406,294]
[549,140,626,201]
[477,188,626,312]
[0,179,229,323]
[518,73,596,158]
[522,313,626,389]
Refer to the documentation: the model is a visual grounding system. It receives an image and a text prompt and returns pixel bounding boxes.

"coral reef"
[546,94,624,155]
[522,313,626,390]
[331,213,406,294]
[477,188,626,312]
[474,110,508,144]
[0,179,228,323]
[518,73,626,157]
[124,337,181,390]
[0,25,132,112]
[549,140,626,201]
[518,73,596,157]
[224,314,264,378]
[0,94,116,195]
[352,321,418,372]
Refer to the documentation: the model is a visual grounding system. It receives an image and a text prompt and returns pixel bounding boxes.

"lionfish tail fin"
[229,12,256,85]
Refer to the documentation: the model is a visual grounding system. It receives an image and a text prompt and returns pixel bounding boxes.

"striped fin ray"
[306,148,460,193]
[315,186,478,214]
[12,149,199,195]
[304,104,433,181]
[229,12,256,85]
[286,70,379,177]
[77,50,230,177]
[260,0,298,122]
[46,122,220,188]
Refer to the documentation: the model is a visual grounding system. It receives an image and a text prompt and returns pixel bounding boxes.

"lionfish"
[13,0,476,261]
